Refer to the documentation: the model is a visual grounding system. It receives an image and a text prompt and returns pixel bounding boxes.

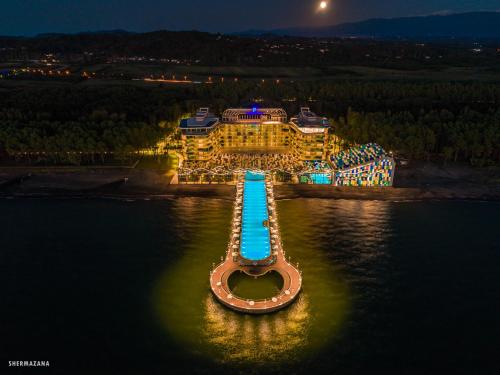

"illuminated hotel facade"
[178,107,395,186]
[179,107,335,161]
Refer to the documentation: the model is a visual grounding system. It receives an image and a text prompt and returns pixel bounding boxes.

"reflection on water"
[3,198,500,373]
[203,295,309,362]
[228,270,284,300]
[153,198,398,363]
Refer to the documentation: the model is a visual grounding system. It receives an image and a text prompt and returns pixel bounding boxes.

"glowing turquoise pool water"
[240,171,271,261]
[310,173,332,184]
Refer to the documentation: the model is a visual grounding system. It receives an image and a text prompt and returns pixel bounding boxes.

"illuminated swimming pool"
[310,173,331,185]
[240,171,271,261]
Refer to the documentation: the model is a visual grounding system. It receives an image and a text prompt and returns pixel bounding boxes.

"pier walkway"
[209,171,302,314]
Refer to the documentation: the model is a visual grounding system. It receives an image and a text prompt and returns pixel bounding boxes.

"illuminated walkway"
[210,171,302,314]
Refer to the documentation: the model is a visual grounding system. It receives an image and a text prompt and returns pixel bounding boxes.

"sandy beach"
[1,163,499,201]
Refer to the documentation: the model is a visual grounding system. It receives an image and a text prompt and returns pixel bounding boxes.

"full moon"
[319,1,328,10]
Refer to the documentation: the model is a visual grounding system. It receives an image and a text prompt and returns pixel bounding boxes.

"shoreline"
[1,166,499,202]
[1,184,499,203]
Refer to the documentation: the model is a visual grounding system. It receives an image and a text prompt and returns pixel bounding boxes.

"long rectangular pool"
[240,171,271,261]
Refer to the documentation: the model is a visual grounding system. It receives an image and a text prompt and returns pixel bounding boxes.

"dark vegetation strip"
[0,81,499,166]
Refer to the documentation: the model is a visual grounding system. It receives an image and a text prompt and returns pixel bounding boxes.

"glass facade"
[182,123,330,161]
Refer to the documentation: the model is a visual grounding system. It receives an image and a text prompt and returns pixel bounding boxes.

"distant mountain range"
[237,12,500,39]
[36,30,134,38]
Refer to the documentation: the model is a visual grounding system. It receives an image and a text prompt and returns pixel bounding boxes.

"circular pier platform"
[210,253,302,314]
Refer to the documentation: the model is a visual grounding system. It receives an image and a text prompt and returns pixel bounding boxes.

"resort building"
[179,107,332,161]
[178,107,395,186]
[179,108,221,161]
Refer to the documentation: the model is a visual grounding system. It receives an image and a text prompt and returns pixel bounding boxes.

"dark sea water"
[1,198,499,374]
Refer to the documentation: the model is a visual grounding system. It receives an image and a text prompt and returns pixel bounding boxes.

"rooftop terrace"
[179,107,219,129]
[290,107,330,128]
[180,107,331,130]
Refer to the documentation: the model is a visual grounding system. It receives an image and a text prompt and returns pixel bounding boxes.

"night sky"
[1,0,498,36]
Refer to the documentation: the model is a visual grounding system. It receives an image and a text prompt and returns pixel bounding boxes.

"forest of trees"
[335,109,500,166]
[0,86,184,165]
[0,80,499,166]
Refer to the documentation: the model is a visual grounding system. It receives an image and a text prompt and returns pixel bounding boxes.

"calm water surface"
[1,198,499,374]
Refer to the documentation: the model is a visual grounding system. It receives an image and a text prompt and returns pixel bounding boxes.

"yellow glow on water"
[152,198,351,364]
[153,253,349,364]
[203,294,310,362]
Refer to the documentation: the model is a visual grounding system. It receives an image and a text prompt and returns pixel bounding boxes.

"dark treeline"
[0,86,185,164]
[184,80,500,115]
[188,81,500,165]
[0,118,165,165]
[0,81,499,165]
[336,109,500,166]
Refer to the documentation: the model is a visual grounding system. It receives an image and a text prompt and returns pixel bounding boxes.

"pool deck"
[209,174,302,314]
